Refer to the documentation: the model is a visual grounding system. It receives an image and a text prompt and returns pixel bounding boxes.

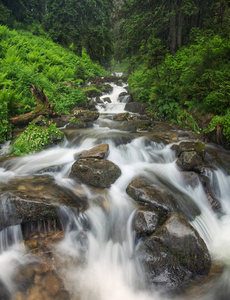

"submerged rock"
[135,213,211,292]
[69,158,121,188]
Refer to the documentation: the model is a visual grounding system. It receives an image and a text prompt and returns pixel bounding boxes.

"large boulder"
[69,158,121,188]
[172,141,206,159]
[172,142,206,172]
[0,192,59,231]
[126,177,179,213]
[72,110,99,122]
[135,213,211,292]
[66,110,99,129]
[125,102,149,114]
[0,175,86,231]
[74,144,110,160]
[177,151,203,171]
[126,176,200,221]
[133,206,165,237]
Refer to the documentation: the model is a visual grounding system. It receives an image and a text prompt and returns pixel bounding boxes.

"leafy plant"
[205,112,230,143]
[177,110,201,133]
[11,124,63,156]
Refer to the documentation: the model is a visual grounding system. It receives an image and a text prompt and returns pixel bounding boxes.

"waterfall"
[0,82,230,299]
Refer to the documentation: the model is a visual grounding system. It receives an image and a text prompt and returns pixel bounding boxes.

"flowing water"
[0,82,230,300]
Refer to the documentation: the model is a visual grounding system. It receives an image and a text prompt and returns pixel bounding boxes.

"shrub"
[11,123,64,156]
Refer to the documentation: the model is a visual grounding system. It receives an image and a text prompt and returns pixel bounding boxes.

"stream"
[0,80,230,300]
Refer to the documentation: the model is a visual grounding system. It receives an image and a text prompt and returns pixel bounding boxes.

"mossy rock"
[83,87,102,98]
[176,151,203,171]
[172,141,206,159]
[73,110,99,122]
[135,213,211,292]
[69,158,121,188]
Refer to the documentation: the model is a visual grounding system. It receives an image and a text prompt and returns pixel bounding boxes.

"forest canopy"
[0,0,230,145]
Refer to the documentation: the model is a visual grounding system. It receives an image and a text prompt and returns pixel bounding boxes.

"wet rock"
[135,213,211,292]
[74,144,109,160]
[118,91,128,98]
[120,122,137,133]
[103,97,111,103]
[65,110,99,129]
[96,134,133,147]
[88,99,97,111]
[95,97,103,103]
[182,172,200,188]
[0,193,59,231]
[177,151,203,171]
[72,110,99,123]
[113,113,133,121]
[31,115,48,126]
[43,273,61,296]
[83,88,102,98]
[113,113,149,122]
[0,175,86,230]
[0,280,11,300]
[126,176,200,221]
[118,94,132,103]
[172,141,206,159]
[50,115,72,128]
[101,84,113,94]
[126,177,178,213]
[129,120,153,131]
[14,264,35,292]
[26,285,51,300]
[69,158,121,188]
[199,175,221,212]
[125,102,149,114]
[133,206,164,237]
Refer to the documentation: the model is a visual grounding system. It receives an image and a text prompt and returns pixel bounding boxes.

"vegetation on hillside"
[0,25,108,143]
[0,0,230,147]
[114,0,230,144]
[0,0,114,67]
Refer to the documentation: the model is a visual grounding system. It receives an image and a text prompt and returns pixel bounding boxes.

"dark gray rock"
[125,102,149,114]
[177,151,203,171]
[135,213,211,292]
[133,207,164,237]
[69,158,121,188]
[126,177,178,213]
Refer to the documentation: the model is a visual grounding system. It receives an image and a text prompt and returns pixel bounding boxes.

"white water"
[97,82,128,113]
[0,84,230,299]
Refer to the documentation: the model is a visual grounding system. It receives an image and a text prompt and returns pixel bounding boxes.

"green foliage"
[11,124,63,156]
[177,110,201,133]
[69,117,80,124]
[128,32,230,132]
[206,112,230,143]
[83,87,102,98]
[0,25,108,118]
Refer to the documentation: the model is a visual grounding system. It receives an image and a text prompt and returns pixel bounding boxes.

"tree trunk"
[169,0,177,55]
[177,9,184,48]
[9,85,58,126]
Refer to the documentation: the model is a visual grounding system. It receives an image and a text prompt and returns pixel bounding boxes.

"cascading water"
[0,81,230,300]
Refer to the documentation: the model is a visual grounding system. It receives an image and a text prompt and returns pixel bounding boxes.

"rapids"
[0,81,230,300]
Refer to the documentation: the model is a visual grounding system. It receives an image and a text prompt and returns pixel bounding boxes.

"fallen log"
[9,85,58,126]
